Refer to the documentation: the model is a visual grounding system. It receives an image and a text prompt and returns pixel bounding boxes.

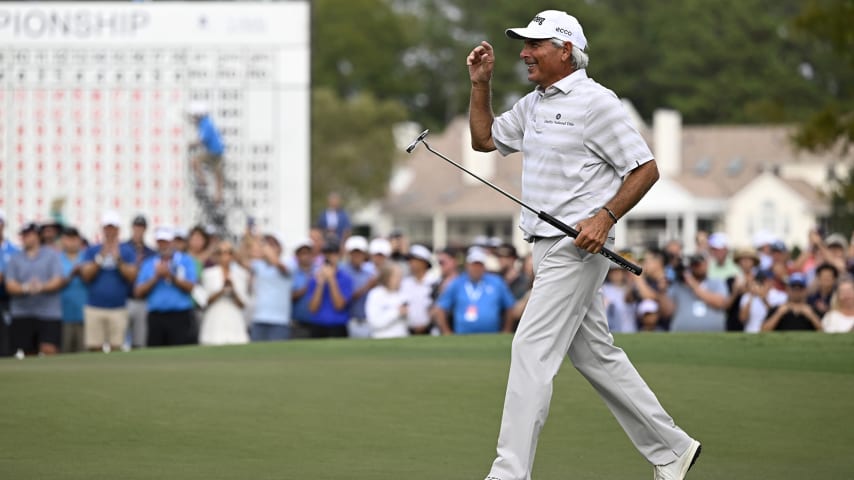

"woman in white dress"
[366,265,410,339]
[199,241,250,345]
[822,278,854,333]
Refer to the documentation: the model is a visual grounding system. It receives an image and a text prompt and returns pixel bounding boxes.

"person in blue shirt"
[249,233,292,341]
[58,227,88,353]
[134,226,198,347]
[0,209,22,357]
[121,214,156,349]
[80,211,139,352]
[315,192,352,245]
[435,247,516,335]
[289,238,317,339]
[306,239,354,338]
[188,101,226,204]
[341,236,377,338]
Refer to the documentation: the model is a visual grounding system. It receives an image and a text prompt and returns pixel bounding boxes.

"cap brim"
[505,28,552,40]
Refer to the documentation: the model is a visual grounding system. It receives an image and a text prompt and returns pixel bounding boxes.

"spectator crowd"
[1,202,852,359]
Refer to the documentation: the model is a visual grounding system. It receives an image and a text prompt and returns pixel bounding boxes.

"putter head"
[405,129,430,153]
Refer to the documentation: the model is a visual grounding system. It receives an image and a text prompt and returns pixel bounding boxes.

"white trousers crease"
[486,237,691,480]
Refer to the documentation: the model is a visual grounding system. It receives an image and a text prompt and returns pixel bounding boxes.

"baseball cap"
[101,211,122,228]
[62,226,80,237]
[788,272,808,288]
[20,221,39,234]
[708,232,728,250]
[322,238,340,253]
[770,240,788,252]
[638,299,659,315]
[173,227,188,240]
[0,208,5,224]
[506,10,588,50]
[188,101,208,116]
[292,237,313,252]
[466,247,488,264]
[825,233,849,250]
[409,244,432,264]
[154,226,174,242]
[369,238,392,256]
[132,214,147,227]
[345,235,369,253]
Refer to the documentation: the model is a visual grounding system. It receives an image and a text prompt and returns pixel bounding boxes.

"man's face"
[348,250,367,266]
[709,247,728,263]
[408,257,428,275]
[438,253,457,274]
[520,39,570,88]
[62,234,82,253]
[816,269,837,290]
[132,224,146,239]
[296,247,313,267]
[103,225,119,242]
[690,260,708,279]
[788,283,808,302]
[466,261,486,281]
[21,230,39,249]
[157,239,173,256]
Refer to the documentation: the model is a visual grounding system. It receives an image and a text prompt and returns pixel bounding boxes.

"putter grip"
[537,211,643,276]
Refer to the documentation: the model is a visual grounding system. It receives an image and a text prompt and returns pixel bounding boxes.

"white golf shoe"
[653,439,701,480]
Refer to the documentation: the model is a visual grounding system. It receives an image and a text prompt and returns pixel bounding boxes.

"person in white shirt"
[739,271,788,333]
[365,265,409,339]
[400,244,437,335]
[822,278,854,333]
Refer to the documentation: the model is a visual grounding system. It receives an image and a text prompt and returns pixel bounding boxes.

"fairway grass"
[1,333,853,479]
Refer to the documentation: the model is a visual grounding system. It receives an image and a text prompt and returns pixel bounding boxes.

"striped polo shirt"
[492,69,653,240]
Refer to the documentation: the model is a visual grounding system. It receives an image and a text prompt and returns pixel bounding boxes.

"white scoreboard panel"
[0,1,310,243]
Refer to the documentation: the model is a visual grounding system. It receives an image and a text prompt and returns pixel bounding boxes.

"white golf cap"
[506,10,588,50]
[369,237,392,256]
[101,210,122,228]
[466,247,488,264]
[173,227,189,239]
[188,101,208,116]
[708,232,728,250]
[638,299,659,315]
[345,235,369,253]
[292,236,313,252]
[409,244,432,264]
[0,208,6,224]
[154,225,174,242]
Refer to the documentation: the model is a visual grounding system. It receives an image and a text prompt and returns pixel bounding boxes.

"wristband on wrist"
[603,206,619,223]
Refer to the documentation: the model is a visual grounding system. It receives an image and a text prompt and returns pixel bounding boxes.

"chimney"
[653,109,682,177]
[462,126,495,186]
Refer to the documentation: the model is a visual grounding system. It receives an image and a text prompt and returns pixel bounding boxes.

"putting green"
[1,333,852,479]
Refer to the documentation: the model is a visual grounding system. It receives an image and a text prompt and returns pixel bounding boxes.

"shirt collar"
[536,69,588,97]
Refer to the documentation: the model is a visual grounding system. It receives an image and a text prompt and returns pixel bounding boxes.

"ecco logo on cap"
[556,27,573,36]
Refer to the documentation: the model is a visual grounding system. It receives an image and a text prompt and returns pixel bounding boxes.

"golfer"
[467,10,701,480]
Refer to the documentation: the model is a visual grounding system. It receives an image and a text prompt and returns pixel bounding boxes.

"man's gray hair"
[550,38,589,70]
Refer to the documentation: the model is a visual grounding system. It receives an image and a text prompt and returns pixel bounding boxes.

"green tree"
[827,166,854,235]
[310,88,407,218]
[791,0,854,154]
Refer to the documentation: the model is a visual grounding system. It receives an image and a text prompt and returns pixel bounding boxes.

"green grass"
[1,333,853,479]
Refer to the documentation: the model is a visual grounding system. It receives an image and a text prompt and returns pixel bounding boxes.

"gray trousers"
[127,299,148,348]
[487,236,691,480]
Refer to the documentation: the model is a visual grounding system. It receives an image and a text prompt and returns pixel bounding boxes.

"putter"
[406,129,643,275]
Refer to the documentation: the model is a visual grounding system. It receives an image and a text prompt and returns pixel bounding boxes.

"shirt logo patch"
[544,113,574,126]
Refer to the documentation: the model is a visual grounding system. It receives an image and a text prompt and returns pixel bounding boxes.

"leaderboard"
[0,2,310,242]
